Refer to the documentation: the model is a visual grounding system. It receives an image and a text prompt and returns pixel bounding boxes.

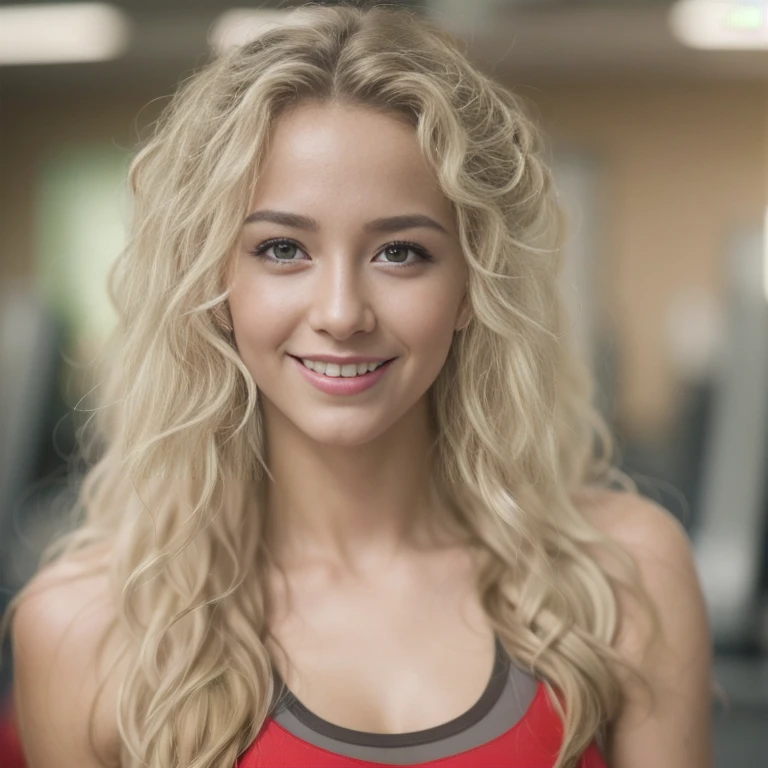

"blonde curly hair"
[2,4,660,768]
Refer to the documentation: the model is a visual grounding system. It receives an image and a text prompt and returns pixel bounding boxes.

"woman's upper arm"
[11,563,120,768]
[585,492,715,768]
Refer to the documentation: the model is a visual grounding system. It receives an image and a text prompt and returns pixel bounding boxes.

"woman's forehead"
[248,102,453,221]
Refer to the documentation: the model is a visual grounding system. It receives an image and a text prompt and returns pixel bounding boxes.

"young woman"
[2,4,713,768]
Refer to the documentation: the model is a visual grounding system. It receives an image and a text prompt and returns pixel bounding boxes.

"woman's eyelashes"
[249,237,434,269]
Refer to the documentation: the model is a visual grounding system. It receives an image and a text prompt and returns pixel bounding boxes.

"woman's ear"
[454,288,472,332]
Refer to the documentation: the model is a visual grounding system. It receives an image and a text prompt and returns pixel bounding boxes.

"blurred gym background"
[1,0,767,764]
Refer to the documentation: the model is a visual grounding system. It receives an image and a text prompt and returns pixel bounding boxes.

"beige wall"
[531,81,767,437]
[1,82,766,438]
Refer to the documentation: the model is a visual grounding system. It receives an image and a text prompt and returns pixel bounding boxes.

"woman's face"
[229,101,469,447]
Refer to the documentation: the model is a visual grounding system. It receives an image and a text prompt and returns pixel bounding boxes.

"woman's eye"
[376,244,420,266]
[250,238,432,269]
[251,239,307,265]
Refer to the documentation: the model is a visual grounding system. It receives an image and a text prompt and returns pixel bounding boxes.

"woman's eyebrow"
[243,209,449,235]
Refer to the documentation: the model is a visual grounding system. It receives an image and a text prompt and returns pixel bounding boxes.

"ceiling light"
[670,0,768,50]
[0,3,130,65]
[209,9,307,55]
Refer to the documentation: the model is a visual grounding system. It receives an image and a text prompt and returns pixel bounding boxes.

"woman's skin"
[230,101,471,574]
[10,101,713,767]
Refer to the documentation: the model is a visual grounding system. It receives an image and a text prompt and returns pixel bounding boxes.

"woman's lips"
[289,355,396,396]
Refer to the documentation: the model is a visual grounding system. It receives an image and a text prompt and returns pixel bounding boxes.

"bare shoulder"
[571,486,705,652]
[11,546,126,767]
[571,487,714,767]
[572,486,693,567]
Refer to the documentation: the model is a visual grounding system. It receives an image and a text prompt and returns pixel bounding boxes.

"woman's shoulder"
[12,545,119,658]
[571,487,714,766]
[571,486,702,648]
[15,542,113,614]
[571,486,691,559]
[11,544,126,767]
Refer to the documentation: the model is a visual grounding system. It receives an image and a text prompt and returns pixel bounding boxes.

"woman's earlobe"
[454,292,472,332]
[454,308,472,332]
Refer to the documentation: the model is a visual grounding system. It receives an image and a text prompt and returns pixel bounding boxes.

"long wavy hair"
[2,4,663,768]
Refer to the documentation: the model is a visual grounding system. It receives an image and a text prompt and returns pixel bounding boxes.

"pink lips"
[291,355,395,395]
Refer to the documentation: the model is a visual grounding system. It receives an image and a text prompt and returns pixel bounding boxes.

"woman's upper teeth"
[301,359,385,377]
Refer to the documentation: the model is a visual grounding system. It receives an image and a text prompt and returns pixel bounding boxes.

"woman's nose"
[306,258,376,338]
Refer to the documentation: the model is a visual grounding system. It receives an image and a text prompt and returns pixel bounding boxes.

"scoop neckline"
[272,636,510,748]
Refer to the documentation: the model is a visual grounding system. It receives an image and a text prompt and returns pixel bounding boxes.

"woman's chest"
[244,552,608,768]
[264,549,496,734]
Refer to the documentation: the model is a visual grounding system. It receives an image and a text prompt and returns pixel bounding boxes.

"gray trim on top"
[268,636,540,765]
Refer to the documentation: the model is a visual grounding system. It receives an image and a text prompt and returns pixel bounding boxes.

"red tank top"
[236,680,608,768]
